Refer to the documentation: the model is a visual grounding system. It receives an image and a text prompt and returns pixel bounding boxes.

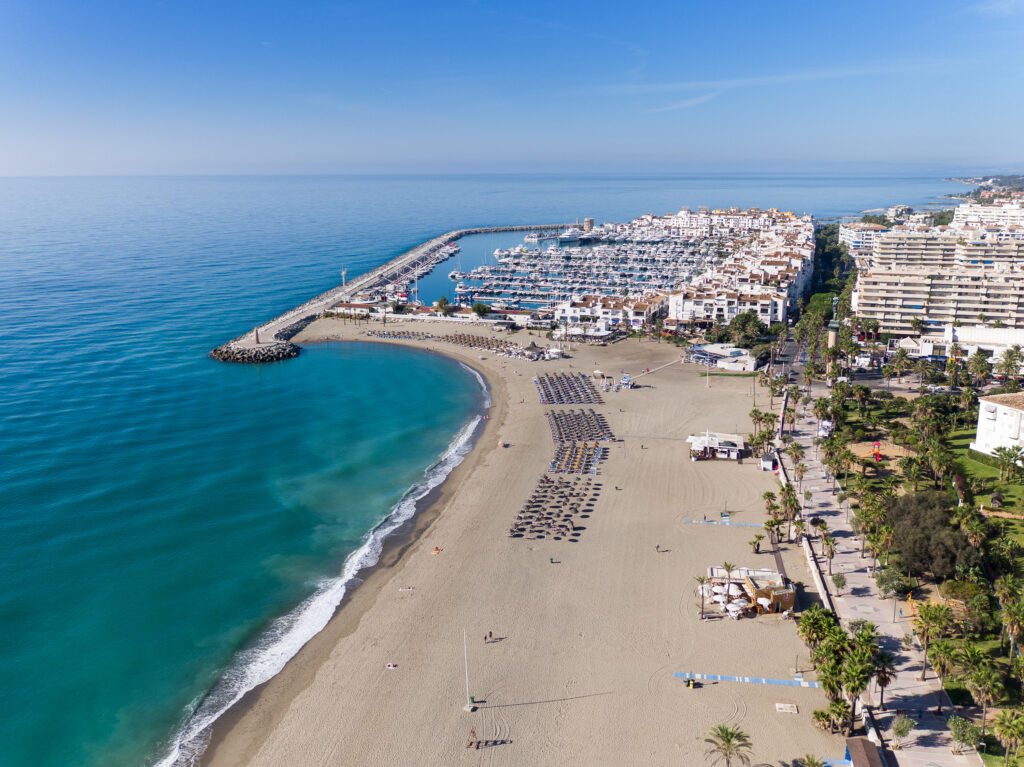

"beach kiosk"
[686,430,746,461]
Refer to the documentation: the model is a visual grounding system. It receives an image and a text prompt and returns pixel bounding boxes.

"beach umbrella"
[711,585,726,594]
[712,594,728,603]
[732,598,750,608]
[725,603,742,612]
[727,584,744,596]
[756,597,771,608]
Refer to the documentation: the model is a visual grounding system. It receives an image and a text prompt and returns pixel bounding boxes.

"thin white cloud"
[645,91,724,113]
[605,62,910,97]
[973,0,1024,14]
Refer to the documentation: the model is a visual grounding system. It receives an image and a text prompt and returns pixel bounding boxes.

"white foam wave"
[457,360,491,409]
[150,406,485,767]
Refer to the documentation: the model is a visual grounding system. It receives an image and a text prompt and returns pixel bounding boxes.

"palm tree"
[749,533,764,553]
[721,562,735,604]
[828,699,851,735]
[795,462,808,493]
[892,348,911,382]
[898,455,926,492]
[873,650,897,711]
[992,708,1024,767]
[822,535,837,575]
[703,724,752,767]
[799,757,825,767]
[762,490,777,516]
[968,349,992,387]
[694,575,709,620]
[929,638,957,714]
[842,646,875,733]
[967,667,1004,736]
[915,603,953,681]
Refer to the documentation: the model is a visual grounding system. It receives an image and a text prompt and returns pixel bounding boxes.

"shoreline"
[156,337,507,761]
[202,318,840,766]
[191,338,508,766]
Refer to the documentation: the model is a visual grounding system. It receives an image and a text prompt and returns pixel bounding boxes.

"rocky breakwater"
[209,314,317,363]
[210,341,300,363]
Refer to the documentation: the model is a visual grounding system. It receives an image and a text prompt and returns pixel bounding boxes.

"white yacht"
[558,227,583,243]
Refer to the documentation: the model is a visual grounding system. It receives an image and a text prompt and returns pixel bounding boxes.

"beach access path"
[202,319,839,767]
[785,403,983,767]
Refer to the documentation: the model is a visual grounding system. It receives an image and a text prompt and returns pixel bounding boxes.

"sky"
[1,0,1024,175]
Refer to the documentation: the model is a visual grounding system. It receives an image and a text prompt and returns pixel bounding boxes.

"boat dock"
[210,224,565,362]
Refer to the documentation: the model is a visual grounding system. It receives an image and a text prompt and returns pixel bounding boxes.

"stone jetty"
[210,224,564,363]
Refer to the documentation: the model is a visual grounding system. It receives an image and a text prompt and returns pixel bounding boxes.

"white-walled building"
[953,202,1024,230]
[970,393,1024,457]
[839,222,888,256]
[552,294,667,329]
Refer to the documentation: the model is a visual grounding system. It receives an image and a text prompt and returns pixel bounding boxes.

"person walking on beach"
[488,631,493,641]
[655,544,660,552]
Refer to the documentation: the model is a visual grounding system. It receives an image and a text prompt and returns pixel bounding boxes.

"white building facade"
[971,393,1024,457]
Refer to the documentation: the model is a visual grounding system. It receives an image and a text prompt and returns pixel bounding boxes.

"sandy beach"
[203,318,839,766]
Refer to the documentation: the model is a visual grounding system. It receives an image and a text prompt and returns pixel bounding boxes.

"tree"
[886,492,979,579]
[822,535,837,575]
[928,639,957,714]
[874,650,897,711]
[832,572,847,595]
[914,602,953,680]
[891,714,914,750]
[798,757,825,767]
[471,301,491,318]
[749,534,764,553]
[722,562,735,604]
[436,296,454,316]
[967,666,1004,736]
[968,349,993,387]
[842,646,875,733]
[703,724,752,767]
[694,575,708,620]
[948,715,981,755]
[992,708,1024,767]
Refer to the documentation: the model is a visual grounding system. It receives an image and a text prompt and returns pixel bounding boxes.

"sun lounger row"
[549,442,607,475]
[534,373,602,405]
[545,409,615,443]
[365,330,435,340]
[507,476,601,543]
[436,333,531,359]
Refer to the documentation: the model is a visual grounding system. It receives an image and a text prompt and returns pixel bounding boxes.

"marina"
[449,238,725,308]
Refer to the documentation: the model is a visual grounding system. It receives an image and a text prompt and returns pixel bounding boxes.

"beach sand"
[203,319,840,766]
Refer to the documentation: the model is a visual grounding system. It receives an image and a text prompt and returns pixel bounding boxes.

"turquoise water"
[0,174,963,767]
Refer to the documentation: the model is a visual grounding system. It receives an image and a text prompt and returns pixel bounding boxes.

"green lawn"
[947,429,1024,512]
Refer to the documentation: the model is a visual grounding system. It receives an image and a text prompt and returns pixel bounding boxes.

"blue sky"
[2,0,1023,174]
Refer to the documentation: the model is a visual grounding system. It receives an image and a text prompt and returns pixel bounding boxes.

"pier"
[210,224,565,362]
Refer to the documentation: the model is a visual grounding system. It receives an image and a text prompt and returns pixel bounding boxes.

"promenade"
[784,402,983,767]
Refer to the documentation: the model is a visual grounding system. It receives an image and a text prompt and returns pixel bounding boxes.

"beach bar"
[686,430,746,461]
[704,566,795,616]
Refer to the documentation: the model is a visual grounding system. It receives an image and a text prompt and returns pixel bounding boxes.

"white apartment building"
[953,202,1024,230]
[552,294,667,329]
[852,265,1024,335]
[970,393,1024,458]
[839,222,888,256]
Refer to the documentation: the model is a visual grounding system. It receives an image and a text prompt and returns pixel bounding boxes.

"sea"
[0,173,963,767]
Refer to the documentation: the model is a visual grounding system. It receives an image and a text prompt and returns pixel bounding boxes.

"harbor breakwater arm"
[210,224,566,363]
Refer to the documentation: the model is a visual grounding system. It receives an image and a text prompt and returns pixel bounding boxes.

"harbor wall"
[209,224,564,363]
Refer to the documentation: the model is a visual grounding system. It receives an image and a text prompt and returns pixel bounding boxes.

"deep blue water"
[0,173,962,767]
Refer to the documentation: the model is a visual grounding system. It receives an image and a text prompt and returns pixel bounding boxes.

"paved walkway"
[786,409,983,767]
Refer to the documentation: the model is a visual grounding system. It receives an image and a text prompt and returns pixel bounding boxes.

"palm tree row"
[798,606,891,734]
